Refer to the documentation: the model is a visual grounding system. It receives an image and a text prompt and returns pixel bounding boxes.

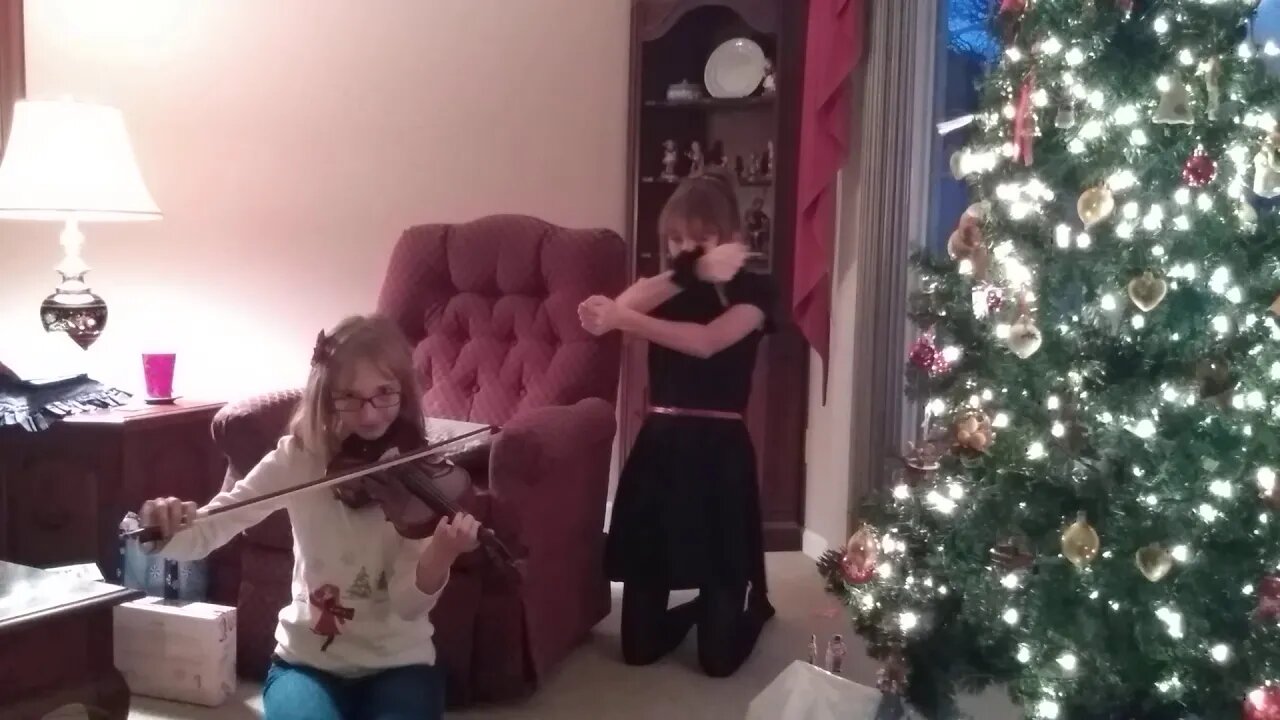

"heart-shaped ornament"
[1008,319,1043,358]
[1135,544,1174,582]
[1127,272,1168,312]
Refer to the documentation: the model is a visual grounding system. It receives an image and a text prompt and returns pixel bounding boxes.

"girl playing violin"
[139,314,480,720]
[578,167,775,678]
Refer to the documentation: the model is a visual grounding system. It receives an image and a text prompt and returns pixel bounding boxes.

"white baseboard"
[802,528,830,560]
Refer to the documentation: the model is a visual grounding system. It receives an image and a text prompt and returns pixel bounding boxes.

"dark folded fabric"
[0,373,131,432]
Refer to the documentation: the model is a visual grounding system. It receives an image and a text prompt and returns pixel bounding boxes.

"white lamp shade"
[0,99,161,221]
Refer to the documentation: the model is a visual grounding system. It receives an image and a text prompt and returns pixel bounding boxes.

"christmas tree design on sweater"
[347,567,373,599]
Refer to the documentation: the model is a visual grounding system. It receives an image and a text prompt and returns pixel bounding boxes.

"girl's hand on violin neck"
[140,496,198,546]
[432,512,481,559]
[578,296,625,336]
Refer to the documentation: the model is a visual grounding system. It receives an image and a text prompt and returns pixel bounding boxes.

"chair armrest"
[211,389,303,480]
[487,398,616,551]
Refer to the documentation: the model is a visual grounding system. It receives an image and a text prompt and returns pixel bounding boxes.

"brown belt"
[648,406,743,421]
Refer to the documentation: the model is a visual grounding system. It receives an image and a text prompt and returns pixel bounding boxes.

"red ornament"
[909,333,938,371]
[909,331,954,376]
[1182,147,1218,187]
[1257,576,1280,621]
[1245,685,1280,720]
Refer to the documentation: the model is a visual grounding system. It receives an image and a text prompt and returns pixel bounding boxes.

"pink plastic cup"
[142,353,176,398]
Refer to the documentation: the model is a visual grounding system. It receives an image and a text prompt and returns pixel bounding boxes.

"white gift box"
[113,597,237,707]
[748,660,919,720]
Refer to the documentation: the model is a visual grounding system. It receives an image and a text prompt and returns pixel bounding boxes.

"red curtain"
[792,0,866,386]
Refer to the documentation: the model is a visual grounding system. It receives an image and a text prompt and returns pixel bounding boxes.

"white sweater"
[159,435,446,677]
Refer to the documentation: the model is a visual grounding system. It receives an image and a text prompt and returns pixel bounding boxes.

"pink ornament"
[1182,147,1218,187]
[1245,685,1280,720]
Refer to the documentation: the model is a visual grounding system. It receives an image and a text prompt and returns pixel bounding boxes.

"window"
[928,0,1001,254]
[1258,0,1280,75]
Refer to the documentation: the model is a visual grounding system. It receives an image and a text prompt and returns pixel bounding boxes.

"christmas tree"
[820,1,1280,718]
[348,568,372,599]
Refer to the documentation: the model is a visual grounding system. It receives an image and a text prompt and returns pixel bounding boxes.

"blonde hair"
[658,166,743,265]
[288,314,424,459]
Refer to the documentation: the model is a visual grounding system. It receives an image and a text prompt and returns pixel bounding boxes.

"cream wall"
[0,0,629,396]
[803,173,858,558]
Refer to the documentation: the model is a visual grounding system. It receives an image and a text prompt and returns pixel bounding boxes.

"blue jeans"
[263,656,444,720]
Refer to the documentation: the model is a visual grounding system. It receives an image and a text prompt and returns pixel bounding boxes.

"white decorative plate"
[704,38,767,99]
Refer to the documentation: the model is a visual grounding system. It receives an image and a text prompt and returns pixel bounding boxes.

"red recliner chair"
[205,214,625,706]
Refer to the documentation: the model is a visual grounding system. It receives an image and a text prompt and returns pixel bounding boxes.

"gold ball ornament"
[1077,185,1116,228]
[1127,272,1168,312]
[1061,513,1100,568]
[841,525,879,584]
[947,204,990,278]
[1007,317,1043,358]
[1135,544,1174,582]
[947,224,984,261]
[954,411,994,453]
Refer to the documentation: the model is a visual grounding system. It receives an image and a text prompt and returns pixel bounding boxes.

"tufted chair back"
[376,215,626,425]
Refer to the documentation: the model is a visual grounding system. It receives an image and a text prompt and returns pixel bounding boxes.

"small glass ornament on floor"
[825,634,848,674]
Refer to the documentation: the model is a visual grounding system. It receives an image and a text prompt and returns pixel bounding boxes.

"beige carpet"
[46,553,1019,719]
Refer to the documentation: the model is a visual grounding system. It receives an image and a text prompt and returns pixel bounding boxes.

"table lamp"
[0,99,161,349]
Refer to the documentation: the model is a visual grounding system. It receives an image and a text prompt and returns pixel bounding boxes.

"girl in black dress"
[578,167,775,678]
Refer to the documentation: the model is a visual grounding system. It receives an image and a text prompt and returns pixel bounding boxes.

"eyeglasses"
[331,391,402,412]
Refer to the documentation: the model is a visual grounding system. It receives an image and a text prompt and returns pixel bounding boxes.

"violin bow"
[120,424,499,542]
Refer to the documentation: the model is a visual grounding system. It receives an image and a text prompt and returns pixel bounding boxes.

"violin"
[330,418,519,570]
[120,422,520,573]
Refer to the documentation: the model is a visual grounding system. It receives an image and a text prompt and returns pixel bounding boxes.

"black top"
[647,272,776,413]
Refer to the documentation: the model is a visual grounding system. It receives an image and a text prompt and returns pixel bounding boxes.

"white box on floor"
[113,597,237,707]
[747,660,919,720]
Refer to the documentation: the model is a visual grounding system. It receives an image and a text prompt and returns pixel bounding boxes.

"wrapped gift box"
[113,597,236,707]
[747,660,919,720]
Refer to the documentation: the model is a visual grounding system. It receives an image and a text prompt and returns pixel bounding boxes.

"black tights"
[620,582,774,678]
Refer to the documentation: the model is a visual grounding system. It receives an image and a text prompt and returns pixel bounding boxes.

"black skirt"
[604,414,767,591]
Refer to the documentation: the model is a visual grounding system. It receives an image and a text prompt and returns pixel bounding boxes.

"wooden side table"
[0,561,145,720]
[0,400,227,585]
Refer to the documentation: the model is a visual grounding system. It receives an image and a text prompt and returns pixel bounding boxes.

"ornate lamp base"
[41,288,108,350]
[39,220,108,350]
